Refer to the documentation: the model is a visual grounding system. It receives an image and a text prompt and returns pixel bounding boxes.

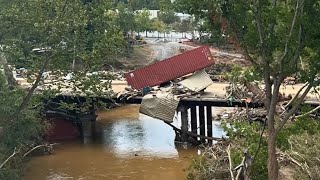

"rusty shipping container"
[125,46,215,89]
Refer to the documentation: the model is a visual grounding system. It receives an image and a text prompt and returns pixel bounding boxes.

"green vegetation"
[188,117,320,180]
[174,0,225,45]
[177,0,320,179]
[0,0,127,179]
[114,0,192,37]
[0,73,47,179]
[2,0,320,179]
[114,0,161,10]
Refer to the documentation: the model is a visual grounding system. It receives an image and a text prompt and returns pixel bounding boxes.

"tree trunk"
[267,134,278,180]
[266,81,281,180]
[0,54,17,86]
[3,63,17,86]
[18,56,51,113]
[145,31,148,37]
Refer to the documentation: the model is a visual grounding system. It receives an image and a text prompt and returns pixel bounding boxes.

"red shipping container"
[125,46,214,89]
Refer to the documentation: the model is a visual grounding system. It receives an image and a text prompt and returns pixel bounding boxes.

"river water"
[24,105,225,180]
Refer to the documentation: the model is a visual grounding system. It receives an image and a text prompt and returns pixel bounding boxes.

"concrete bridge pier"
[81,116,96,144]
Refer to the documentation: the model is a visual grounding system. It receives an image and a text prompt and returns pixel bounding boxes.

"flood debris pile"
[120,46,215,123]
[205,48,248,82]
[13,69,126,97]
[187,142,254,180]
[187,142,232,180]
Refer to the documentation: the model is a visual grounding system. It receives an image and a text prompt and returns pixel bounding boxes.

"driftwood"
[163,121,223,141]
[0,147,21,169]
[0,143,58,170]
[22,143,58,159]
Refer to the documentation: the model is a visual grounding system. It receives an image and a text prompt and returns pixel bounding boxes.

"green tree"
[158,10,180,25]
[135,9,152,36]
[115,2,136,34]
[158,0,179,26]
[0,0,125,178]
[174,0,226,45]
[115,0,160,10]
[173,18,194,38]
[176,0,320,179]
[152,19,167,38]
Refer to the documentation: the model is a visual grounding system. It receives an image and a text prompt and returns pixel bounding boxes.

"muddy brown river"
[24,105,225,180]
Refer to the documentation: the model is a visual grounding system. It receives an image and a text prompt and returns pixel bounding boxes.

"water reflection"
[96,106,180,158]
[212,120,227,137]
[24,105,196,180]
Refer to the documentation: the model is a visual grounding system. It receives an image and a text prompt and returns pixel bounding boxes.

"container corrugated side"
[125,46,214,89]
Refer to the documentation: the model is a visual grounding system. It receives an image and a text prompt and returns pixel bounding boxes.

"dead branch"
[227,144,235,180]
[275,82,313,135]
[0,147,21,169]
[17,57,51,113]
[235,155,246,180]
[22,143,58,159]
[295,105,320,119]
[284,82,308,109]
[281,152,312,179]
[163,121,223,141]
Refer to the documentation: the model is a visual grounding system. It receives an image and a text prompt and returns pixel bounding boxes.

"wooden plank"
[180,106,189,143]
[190,106,197,134]
[207,106,213,144]
[199,105,205,142]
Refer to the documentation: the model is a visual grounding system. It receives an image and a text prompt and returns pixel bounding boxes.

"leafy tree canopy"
[176,0,320,179]
[114,0,160,10]
[0,1,127,178]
